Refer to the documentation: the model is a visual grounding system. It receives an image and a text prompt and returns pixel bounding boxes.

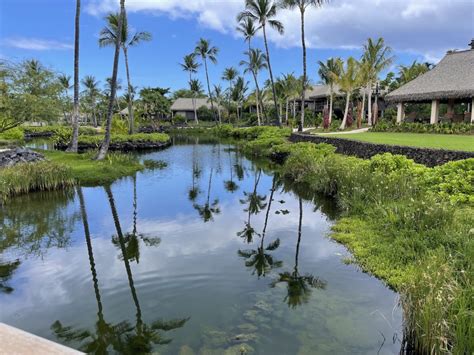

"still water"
[1,138,402,354]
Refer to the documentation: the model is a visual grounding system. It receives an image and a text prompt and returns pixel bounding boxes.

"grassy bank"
[211,126,473,353]
[321,132,474,152]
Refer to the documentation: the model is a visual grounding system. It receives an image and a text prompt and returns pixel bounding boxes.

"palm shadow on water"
[223,148,239,193]
[52,186,188,354]
[238,175,283,278]
[193,167,221,223]
[237,169,266,244]
[188,144,201,202]
[271,197,326,309]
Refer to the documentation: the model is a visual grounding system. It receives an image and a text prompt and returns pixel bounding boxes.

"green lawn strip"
[42,150,144,186]
[321,132,474,151]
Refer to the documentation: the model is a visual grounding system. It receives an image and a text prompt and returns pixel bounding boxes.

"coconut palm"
[194,38,219,123]
[238,0,284,126]
[362,37,393,125]
[271,198,326,308]
[58,74,72,123]
[180,53,200,82]
[240,49,268,126]
[317,57,342,125]
[96,0,125,160]
[81,75,100,126]
[231,76,249,122]
[279,0,326,131]
[236,17,260,52]
[213,84,224,123]
[99,12,151,134]
[398,60,429,85]
[189,78,203,124]
[67,0,81,152]
[331,57,360,130]
[222,67,239,118]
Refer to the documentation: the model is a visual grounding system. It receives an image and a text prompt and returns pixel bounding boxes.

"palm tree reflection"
[224,149,239,193]
[193,168,221,222]
[112,175,161,264]
[272,198,326,308]
[238,176,282,277]
[188,144,201,202]
[237,169,266,243]
[0,260,21,294]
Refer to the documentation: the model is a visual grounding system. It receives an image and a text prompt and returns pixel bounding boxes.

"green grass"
[323,132,474,151]
[42,150,144,186]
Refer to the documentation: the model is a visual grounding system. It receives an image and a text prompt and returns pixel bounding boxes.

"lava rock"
[0,148,45,168]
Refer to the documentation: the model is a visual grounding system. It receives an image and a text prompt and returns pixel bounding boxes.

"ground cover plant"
[372,122,473,135]
[213,126,473,354]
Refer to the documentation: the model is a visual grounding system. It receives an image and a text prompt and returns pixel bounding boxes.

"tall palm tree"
[213,84,224,123]
[240,49,268,126]
[222,67,239,118]
[96,0,125,161]
[362,37,393,125]
[317,57,342,125]
[58,74,72,123]
[397,60,429,85]
[180,53,200,83]
[99,12,152,134]
[81,75,100,127]
[194,38,219,123]
[236,17,260,52]
[231,76,249,121]
[189,78,203,124]
[238,0,284,126]
[280,0,326,131]
[272,198,325,308]
[67,0,81,152]
[331,57,361,130]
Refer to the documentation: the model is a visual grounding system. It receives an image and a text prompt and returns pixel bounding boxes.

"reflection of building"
[170,98,212,120]
[386,41,474,124]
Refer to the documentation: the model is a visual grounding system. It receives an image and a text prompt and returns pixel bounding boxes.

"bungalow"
[170,98,212,120]
[385,40,474,124]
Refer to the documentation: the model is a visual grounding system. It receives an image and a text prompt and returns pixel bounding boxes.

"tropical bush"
[0,127,24,140]
[372,121,473,135]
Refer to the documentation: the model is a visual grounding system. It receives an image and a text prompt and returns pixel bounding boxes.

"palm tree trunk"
[340,92,351,130]
[262,24,281,126]
[360,90,366,126]
[293,99,296,119]
[329,87,334,124]
[203,58,217,123]
[251,71,261,126]
[67,0,80,153]
[367,81,372,126]
[298,8,306,132]
[123,47,134,134]
[285,98,289,124]
[192,97,198,124]
[96,0,125,160]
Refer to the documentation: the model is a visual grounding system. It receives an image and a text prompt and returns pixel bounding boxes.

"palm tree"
[213,84,224,123]
[398,61,429,85]
[238,0,284,126]
[81,75,100,127]
[240,49,268,126]
[99,12,152,134]
[96,0,125,160]
[194,38,219,123]
[231,76,249,121]
[236,17,260,52]
[58,74,72,123]
[280,0,326,131]
[222,67,239,119]
[362,37,393,126]
[332,57,360,130]
[189,79,203,124]
[67,0,81,152]
[272,198,326,308]
[317,57,342,125]
[180,53,200,86]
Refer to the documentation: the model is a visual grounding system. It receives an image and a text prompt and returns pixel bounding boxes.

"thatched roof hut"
[386,49,474,103]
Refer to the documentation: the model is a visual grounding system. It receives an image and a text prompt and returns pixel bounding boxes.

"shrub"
[0,127,24,140]
[372,122,473,135]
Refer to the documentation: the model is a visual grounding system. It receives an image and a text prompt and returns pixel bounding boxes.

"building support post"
[430,100,439,124]
[471,97,474,124]
[396,102,404,124]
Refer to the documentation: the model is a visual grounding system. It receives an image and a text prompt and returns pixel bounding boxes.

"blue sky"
[0,0,472,95]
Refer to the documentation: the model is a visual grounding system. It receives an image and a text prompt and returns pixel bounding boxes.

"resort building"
[386,40,474,124]
[171,98,214,120]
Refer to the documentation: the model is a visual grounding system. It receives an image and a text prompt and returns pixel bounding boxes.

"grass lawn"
[323,132,474,151]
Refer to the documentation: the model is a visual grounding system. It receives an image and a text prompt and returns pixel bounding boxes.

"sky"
[0,0,473,95]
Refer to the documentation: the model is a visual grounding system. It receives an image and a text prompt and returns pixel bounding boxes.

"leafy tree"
[238,0,284,126]
[317,57,342,124]
[137,87,171,121]
[99,11,152,134]
[279,0,327,131]
[194,38,219,123]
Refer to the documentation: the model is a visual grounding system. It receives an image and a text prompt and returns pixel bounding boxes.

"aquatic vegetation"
[143,159,167,170]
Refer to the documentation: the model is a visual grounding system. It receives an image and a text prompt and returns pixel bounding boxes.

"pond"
[1,137,403,354]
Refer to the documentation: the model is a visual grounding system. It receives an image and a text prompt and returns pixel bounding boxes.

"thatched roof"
[171,98,212,111]
[306,84,380,99]
[386,49,474,103]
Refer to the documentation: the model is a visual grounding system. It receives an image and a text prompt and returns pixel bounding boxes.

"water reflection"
[52,187,189,354]
[193,167,221,223]
[188,144,201,202]
[0,260,20,293]
[223,149,239,193]
[272,198,326,308]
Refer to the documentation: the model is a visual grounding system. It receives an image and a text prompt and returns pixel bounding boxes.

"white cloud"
[2,37,73,51]
[85,0,473,60]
